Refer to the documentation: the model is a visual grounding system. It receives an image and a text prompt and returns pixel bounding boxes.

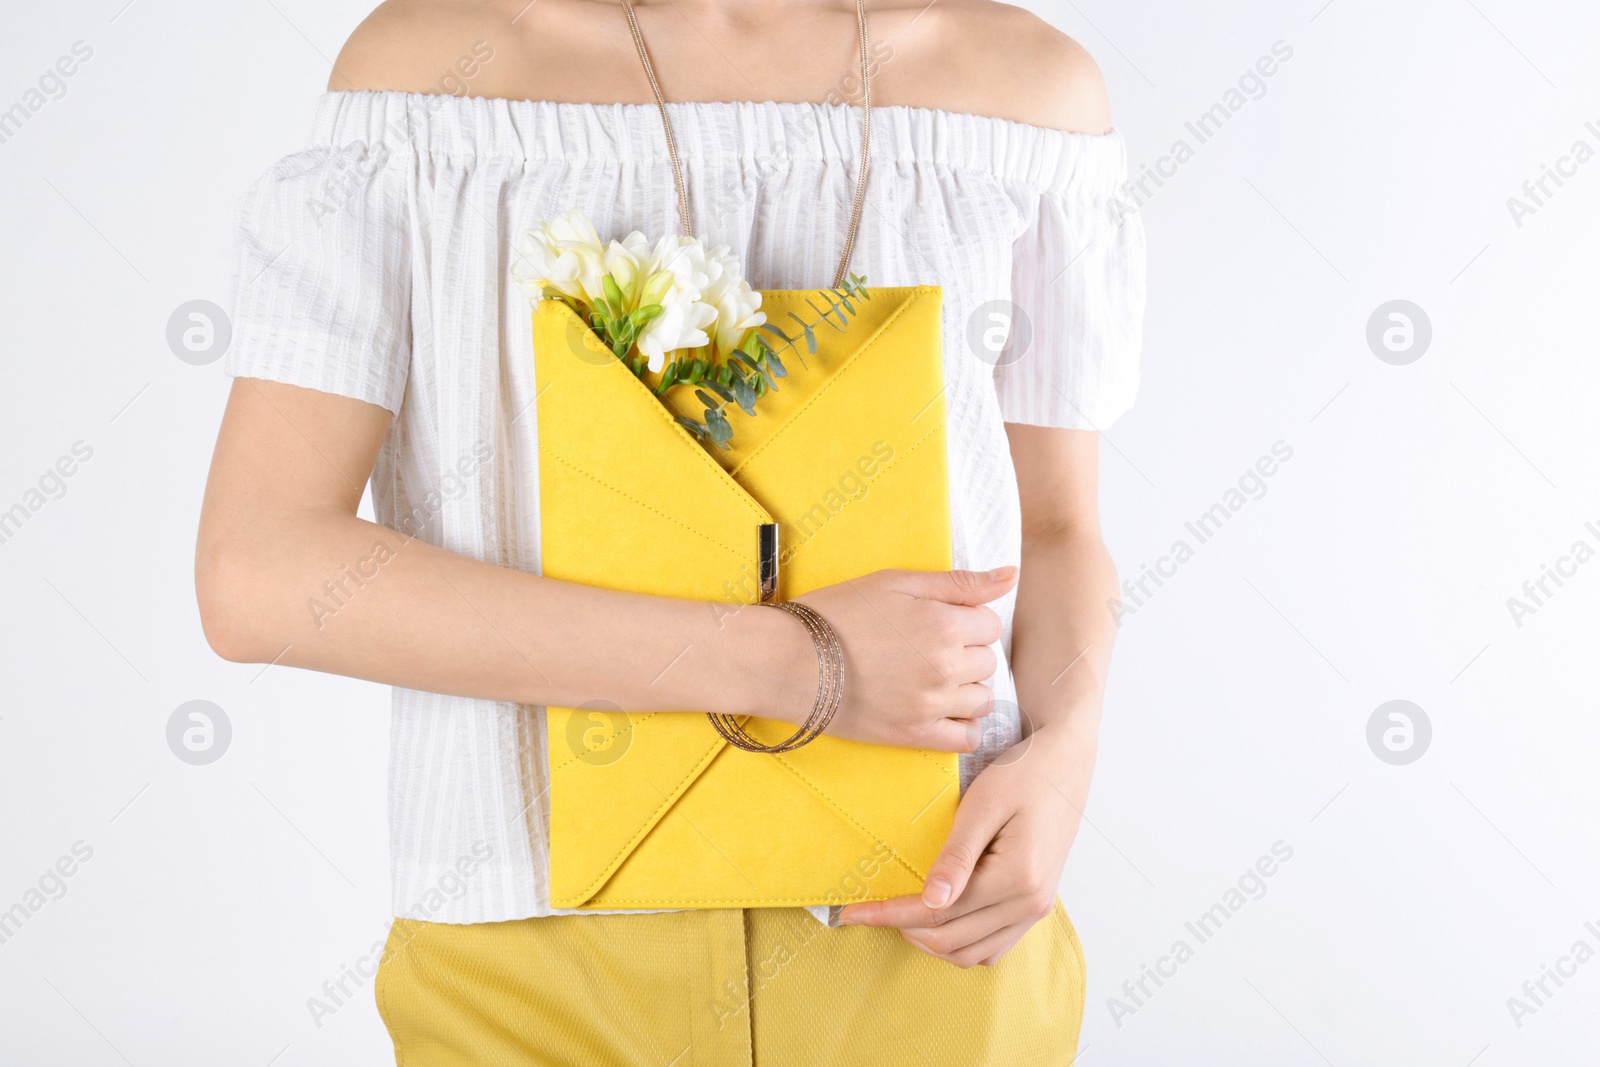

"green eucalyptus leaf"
[732,351,774,389]
[809,297,845,332]
[705,407,733,446]
[701,379,736,404]
[731,376,757,415]
[694,388,720,411]
[760,323,796,346]
[764,346,787,377]
[752,333,786,366]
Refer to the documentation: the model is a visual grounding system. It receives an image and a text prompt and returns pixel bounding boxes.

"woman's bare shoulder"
[873,0,1111,133]
[327,0,551,96]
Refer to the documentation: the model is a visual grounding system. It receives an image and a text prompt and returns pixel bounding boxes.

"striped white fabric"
[226,91,1145,924]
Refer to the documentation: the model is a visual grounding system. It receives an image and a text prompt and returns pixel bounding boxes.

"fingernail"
[987,566,1017,582]
[923,877,952,909]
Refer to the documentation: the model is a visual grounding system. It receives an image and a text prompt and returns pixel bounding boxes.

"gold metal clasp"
[758,523,779,603]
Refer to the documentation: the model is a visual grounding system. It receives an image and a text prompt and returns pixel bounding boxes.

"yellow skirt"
[376,901,1086,1066]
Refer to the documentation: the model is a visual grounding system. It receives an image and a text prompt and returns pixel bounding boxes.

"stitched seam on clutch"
[566,735,729,903]
[560,731,950,906]
[916,754,962,784]
[763,754,936,883]
[557,738,958,907]
[732,288,937,478]
[540,446,755,564]
[546,710,667,778]
[575,897,867,906]
[538,303,771,526]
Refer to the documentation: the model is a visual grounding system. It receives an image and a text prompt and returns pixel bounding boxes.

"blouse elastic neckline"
[306,90,1129,197]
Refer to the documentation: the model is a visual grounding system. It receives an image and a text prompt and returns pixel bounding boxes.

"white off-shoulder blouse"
[225,90,1145,925]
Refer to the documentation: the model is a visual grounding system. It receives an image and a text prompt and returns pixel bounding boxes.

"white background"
[2,1,1597,1064]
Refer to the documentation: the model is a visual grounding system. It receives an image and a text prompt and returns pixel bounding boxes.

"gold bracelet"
[706,601,844,753]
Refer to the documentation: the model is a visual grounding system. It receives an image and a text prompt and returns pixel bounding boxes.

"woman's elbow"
[194,531,268,663]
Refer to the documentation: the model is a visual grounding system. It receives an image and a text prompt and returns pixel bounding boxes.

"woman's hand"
[836,718,1096,966]
[779,567,1018,752]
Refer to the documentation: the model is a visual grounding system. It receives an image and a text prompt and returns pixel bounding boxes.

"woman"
[197,0,1144,1061]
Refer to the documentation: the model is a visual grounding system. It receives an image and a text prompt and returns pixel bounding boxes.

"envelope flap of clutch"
[533,287,960,909]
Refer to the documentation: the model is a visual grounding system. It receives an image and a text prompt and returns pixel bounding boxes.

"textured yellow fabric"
[533,288,961,910]
[377,901,1087,1066]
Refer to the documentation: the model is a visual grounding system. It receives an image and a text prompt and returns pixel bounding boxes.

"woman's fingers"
[889,567,1018,607]
[919,717,984,753]
[915,683,1001,751]
[952,681,998,716]
[945,603,1004,647]
[796,568,1013,749]
[920,777,1014,910]
[903,919,1034,968]
[949,644,997,686]
[897,866,1050,963]
[904,897,1029,951]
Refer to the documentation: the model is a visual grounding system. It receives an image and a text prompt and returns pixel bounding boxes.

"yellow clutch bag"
[534,285,960,909]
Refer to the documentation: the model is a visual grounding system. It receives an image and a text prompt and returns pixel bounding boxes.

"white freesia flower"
[602,232,652,305]
[510,208,607,305]
[699,245,765,359]
[634,235,717,373]
[513,211,767,379]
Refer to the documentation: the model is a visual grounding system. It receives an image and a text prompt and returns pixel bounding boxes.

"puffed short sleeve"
[225,123,412,414]
[995,131,1146,429]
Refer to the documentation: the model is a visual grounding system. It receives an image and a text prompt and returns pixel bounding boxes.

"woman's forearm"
[1009,522,1119,748]
[196,505,811,720]
[197,379,1018,751]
